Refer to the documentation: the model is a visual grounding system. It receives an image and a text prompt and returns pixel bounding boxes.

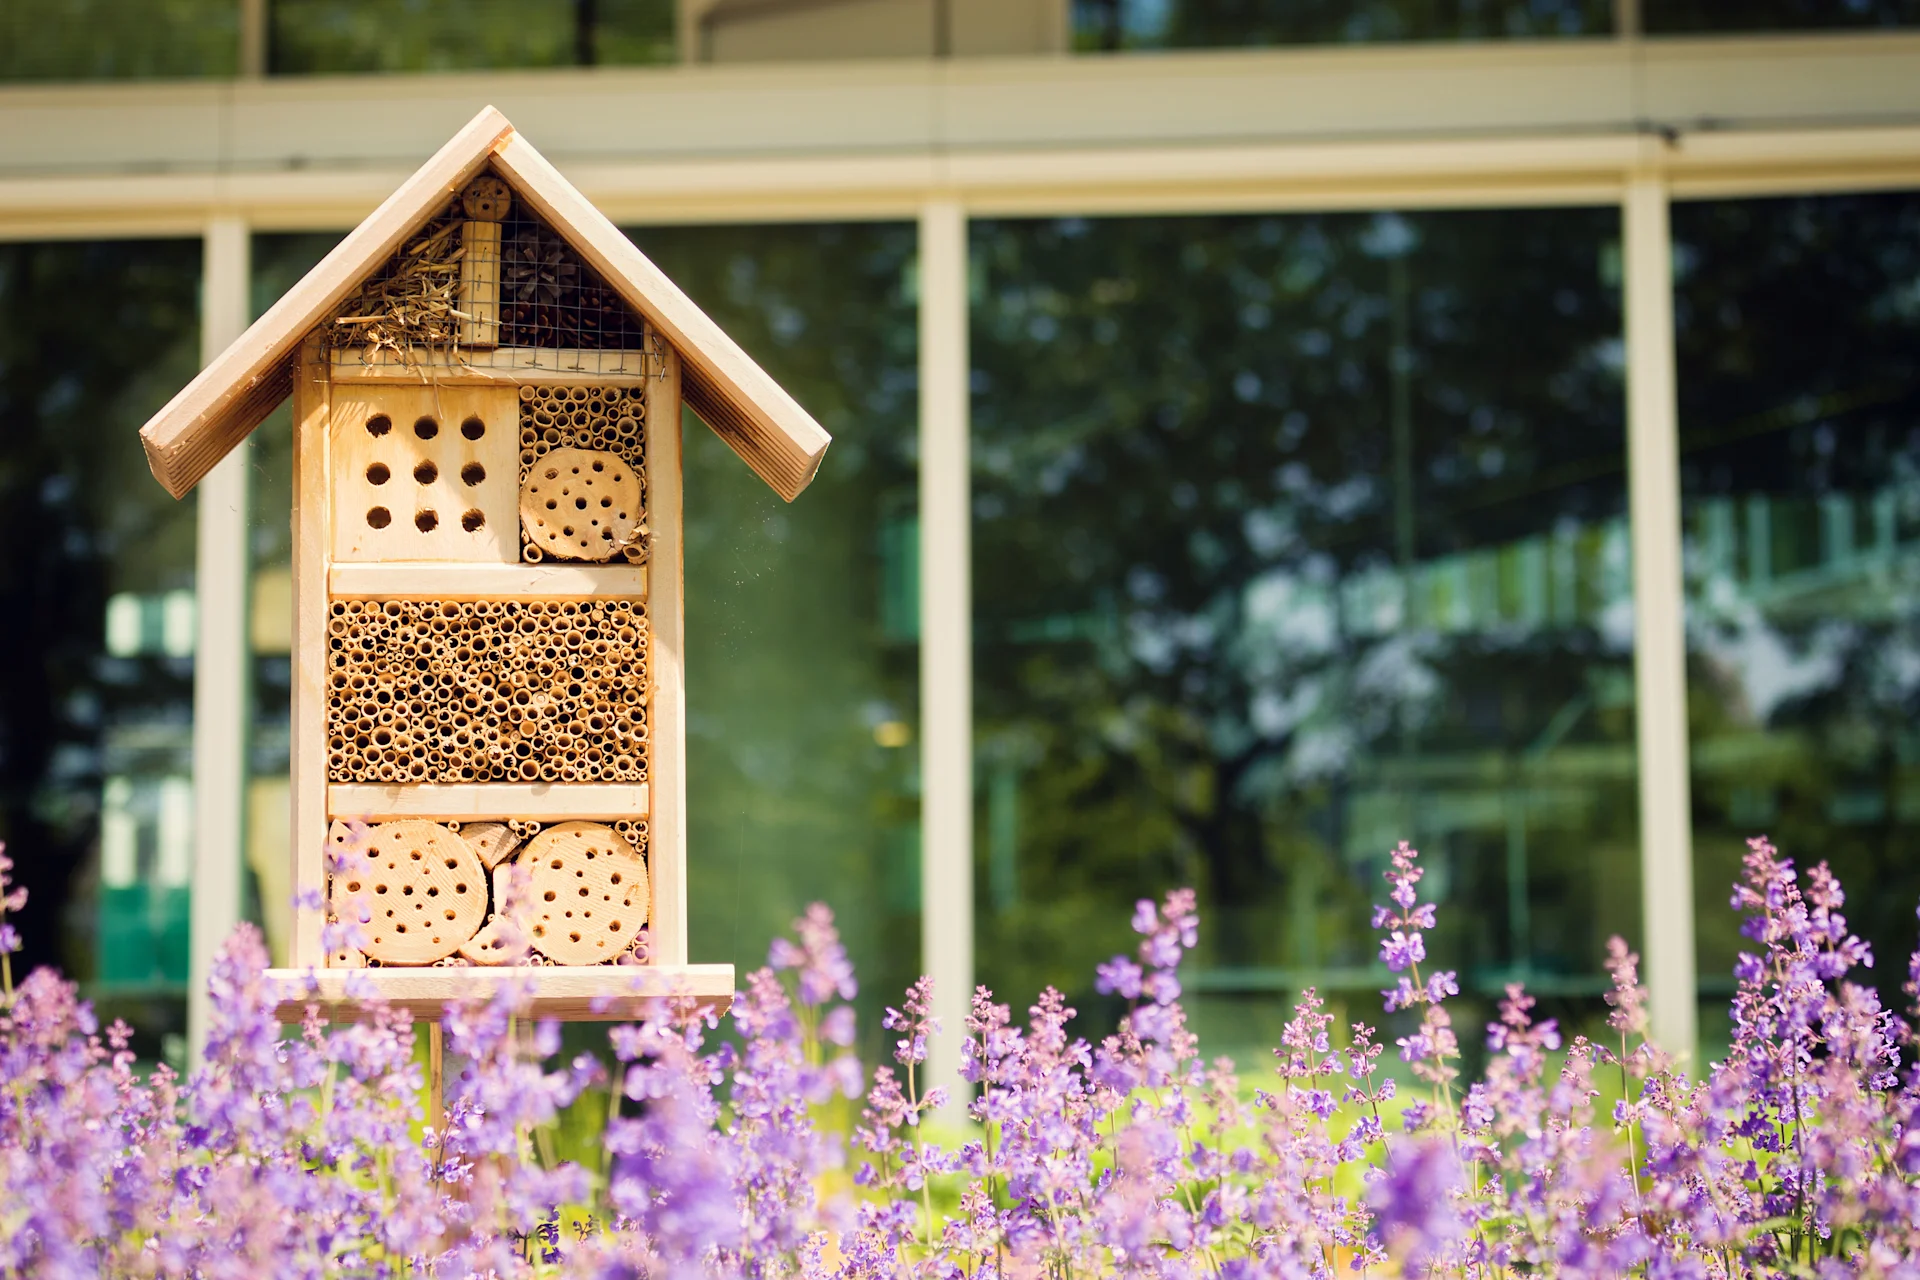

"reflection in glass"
[628,224,920,1046]
[1072,0,1605,49]
[1647,1,1917,33]
[1674,193,1920,1043]
[244,233,340,965]
[270,0,674,73]
[0,239,201,1057]
[971,210,1635,1062]
[0,0,238,81]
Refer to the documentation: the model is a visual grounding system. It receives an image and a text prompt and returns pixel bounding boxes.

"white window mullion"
[918,198,973,1121]
[1624,173,1700,1059]
[188,215,253,1064]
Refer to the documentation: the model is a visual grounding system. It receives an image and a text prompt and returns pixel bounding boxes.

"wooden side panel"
[491,133,832,503]
[139,105,514,500]
[291,337,331,969]
[645,344,689,968]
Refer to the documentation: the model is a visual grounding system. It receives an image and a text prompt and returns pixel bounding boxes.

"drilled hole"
[414,460,438,485]
[414,416,439,440]
[366,507,392,529]
[366,463,390,485]
[366,414,392,437]
[462,509,485,532]
[415,510,438,533]
[461,462,486,486]
[461,415,485,440]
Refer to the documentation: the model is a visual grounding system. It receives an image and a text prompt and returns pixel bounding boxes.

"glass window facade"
[1674,192,1920,1042]
[1647,1,1919,34]
[0,0,238,81]
[628,224,921,1042]
[0,239,202,1056]
[971,210,1636,1062]
[269,0,674,73]
[1071,0,1607,49]
[245,234,340,966]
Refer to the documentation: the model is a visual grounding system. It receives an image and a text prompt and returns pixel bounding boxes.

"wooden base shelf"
[266,962,735,1021]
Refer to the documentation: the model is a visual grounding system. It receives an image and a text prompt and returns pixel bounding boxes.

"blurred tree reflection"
[631,223,921,1051]
[1676,192,1920,1035]
[0,241,200,1049]
[971,210,1638,1059]
[1072,0,1606,48]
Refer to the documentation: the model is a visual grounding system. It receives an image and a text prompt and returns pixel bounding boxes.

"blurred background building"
[1,0,1917,1094]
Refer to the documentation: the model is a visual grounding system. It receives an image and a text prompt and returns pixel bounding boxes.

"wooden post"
[428,1021,445,1125]
[459,176,511,349]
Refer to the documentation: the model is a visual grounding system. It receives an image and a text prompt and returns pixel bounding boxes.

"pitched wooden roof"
[138,105,831,502]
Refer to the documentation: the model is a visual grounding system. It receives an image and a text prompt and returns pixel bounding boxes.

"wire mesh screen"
[327,167,649,374]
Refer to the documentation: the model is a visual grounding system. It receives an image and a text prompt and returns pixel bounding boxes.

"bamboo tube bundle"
[517,385,648,564]
[325,598,650,783]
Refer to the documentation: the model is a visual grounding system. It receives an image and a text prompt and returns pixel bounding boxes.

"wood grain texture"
[330,820,487,965]
[330,384,519,562]
[330,347,650,384]
[520,821,650,965]
[644,345,688,967]
[328,782,651,821]
[327,561,648,598]
[266,963,736,1022]
[458,219,502,349]
[460,821,523,869]
[140,105,514,499]
[291,337,331,969]
[519,446,645,562]
[490,133,831,502]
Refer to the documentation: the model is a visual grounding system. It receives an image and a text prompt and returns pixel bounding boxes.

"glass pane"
[1072,0,1607,49]
[0,239,201,1058]
[1674,192,1920,1048]
[244,233,341,966]
[627,223,921,1044]
[972,209,1634,1063]
[0,0,238,81]
[269,0,675,73]
[1647,1,1918,34]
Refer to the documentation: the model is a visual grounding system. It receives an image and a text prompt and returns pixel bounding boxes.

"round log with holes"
[330,819,489,965]
[519,447,644,562]
[520,820,649,965]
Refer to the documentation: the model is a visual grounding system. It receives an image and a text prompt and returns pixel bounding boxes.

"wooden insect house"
[136,107,829,1016]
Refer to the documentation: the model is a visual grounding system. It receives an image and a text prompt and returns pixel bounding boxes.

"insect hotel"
[136,106,829,1017]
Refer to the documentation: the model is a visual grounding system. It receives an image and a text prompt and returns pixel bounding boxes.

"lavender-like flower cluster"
[3,833,1920,1277]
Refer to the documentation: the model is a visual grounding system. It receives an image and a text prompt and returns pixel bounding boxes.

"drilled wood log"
[521,821,648,965]
[520,447,644,562]
[330,820,488,965]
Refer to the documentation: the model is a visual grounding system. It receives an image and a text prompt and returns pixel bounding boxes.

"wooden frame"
[272,318,706,1017]
[644,343,689,968]
[269,963,735,1022]
[138,106,832,505]
[290,335,331,970]
[328,782,651,821]
[132,109,832,1021]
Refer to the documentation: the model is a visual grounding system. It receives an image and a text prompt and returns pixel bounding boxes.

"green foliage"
[0,0,237,81]
[268,0,674,72]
